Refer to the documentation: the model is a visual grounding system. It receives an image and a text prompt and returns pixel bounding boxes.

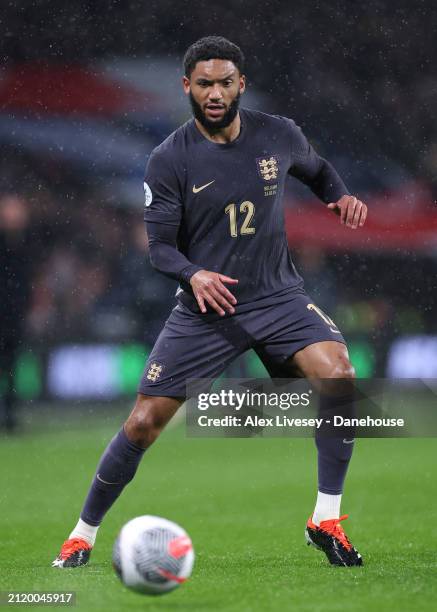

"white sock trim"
[69,518,99,546]
[312,491,342,526]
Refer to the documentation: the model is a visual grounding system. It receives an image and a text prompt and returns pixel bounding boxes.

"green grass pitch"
[1,408,436,611]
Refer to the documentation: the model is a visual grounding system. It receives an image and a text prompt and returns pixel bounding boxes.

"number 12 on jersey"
[224,201,256,237]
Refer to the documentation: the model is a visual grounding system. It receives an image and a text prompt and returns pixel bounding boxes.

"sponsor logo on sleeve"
[144,181,153,207]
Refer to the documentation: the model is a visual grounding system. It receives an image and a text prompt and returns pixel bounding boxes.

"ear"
[182,76,190,95]
[239,74,246,95]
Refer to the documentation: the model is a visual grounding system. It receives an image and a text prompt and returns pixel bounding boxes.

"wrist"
[180,264,203,284]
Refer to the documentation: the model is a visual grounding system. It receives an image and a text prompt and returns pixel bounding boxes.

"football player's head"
[183,36,246,130]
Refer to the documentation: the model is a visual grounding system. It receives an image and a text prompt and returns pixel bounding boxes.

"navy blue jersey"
[144,108,348,310]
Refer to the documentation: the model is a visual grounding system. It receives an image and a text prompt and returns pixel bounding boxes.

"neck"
[194,112,241,144]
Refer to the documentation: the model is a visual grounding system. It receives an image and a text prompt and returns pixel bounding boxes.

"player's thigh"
[138,303,249,399]
[254,292,350,378]
[290,340,354,379]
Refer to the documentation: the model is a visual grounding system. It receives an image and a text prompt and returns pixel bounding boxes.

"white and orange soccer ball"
[112,515,194,595]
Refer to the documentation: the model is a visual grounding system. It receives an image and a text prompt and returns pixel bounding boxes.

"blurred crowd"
[0,149,176,351]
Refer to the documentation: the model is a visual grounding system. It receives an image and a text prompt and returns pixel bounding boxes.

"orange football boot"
[52,537,92,568]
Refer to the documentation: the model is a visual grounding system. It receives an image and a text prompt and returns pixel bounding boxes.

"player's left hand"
[327,195,367,229]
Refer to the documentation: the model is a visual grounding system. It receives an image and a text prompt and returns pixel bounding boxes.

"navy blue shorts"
[138,290,345,398]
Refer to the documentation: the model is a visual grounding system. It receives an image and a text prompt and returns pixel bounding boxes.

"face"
[183,59,245,130]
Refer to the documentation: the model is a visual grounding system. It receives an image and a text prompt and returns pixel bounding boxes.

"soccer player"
[53,36,367,569]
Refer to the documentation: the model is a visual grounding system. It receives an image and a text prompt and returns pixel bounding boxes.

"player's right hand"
[190,270,238,316]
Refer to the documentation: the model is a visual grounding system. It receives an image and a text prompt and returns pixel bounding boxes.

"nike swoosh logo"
[193,180,215,194]
[343,438,355,444]
[96,473,120,485]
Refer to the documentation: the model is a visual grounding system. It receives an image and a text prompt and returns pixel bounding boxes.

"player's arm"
[144,150,237,316]
[286,119,367,229]
[146,221,202,283]
[146,223,237,316]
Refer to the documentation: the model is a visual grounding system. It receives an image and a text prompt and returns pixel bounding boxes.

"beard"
[189,91,241,131]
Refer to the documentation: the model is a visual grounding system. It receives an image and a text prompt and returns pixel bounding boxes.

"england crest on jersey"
[256,156,279,181]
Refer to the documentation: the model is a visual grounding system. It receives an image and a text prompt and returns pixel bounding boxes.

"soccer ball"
[112,515,194,595]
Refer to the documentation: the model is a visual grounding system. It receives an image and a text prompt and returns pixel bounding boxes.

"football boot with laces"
[305,514,363,566]
[52,537,92,568]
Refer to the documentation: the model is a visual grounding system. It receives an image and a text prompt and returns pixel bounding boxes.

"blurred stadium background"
[1,0,437,408]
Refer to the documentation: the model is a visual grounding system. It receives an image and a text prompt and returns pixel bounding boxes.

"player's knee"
[325,348,355,380]
[125,411,162,447]
[125,399,167,447]
[330,356,355,379]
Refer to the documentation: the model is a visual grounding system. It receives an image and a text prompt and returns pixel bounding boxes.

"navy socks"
[315,390,355,495]
[81,428,146,526]
[315,436,355,494]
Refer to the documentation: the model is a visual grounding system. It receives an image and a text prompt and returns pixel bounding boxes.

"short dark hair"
[183,36,245,78]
